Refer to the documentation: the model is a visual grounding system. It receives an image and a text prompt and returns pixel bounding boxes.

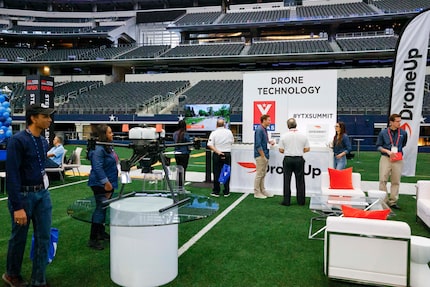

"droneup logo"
[400,122,412,137]
[253,101,276,131]
[236,161,321,178]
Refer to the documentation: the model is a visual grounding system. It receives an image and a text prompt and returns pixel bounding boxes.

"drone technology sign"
[242,70,337,144]
[232,70,337,194]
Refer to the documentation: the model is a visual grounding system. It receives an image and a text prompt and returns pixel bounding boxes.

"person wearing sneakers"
[4,103,55,287]
[87,124,118,250]
[253,114,275,199]
[207,118,234,197]
[278,118,310,206]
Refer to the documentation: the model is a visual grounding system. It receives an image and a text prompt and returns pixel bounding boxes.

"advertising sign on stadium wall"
[390,8,430,176]
[242,70,337,145]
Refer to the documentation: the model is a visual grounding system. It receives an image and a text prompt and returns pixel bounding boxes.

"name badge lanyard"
[388,129,400,149]
[27,129,46,177]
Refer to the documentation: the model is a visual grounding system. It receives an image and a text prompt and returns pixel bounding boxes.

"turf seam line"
[178,192,250,257]
[1,180,88,201]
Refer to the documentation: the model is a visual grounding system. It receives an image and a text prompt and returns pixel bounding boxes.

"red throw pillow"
[328,167,353,189]
[341,205,390,220]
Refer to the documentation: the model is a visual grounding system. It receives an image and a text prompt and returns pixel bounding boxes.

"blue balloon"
[3,112,9,118]
[0,107,5,115]
[5,129,12,138]
[2,101,10,108]
[0,95,4,103]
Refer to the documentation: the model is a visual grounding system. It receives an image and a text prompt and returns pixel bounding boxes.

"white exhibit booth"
[229,70,338,196]
[230,144,333,196]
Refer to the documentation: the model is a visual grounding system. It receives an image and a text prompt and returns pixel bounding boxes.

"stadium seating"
[57,81,190,114]
[336,36,398,51]
[296,2,377,19]
[174,12,222,26]
[337,77,391,115]
[31,48,95,61]
[161,43,245,57]
[218,9,290,24]
[118,45,169,59]
[0,47,42,61]
[248,40,333,55]
[181,80,242,108]
[373,0,430,13]
[83,45,136,60]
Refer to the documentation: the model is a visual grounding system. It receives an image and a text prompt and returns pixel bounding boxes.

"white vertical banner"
[242,70,337,144]
[390,8,430,176]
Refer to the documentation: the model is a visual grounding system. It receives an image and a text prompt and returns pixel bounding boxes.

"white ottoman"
[367,189,386,200]
[411,235,430,264]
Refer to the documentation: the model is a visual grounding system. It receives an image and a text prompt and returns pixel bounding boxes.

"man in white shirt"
[278,118,310,206]
[207,118,234,197]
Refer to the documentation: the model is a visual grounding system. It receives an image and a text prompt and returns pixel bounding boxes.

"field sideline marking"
[0,180,89,202]
[178,192,250,257]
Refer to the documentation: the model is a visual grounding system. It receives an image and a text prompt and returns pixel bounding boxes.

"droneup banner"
[390,8,430,176]
[242,70,337,144]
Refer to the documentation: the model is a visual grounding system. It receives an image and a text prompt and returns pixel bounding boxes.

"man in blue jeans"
[3,103,54,287]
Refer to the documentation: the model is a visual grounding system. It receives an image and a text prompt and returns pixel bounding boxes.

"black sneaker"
[224,193,230,197]
[2,273,28,287]
[390,204,401,210]
[210,192,220,197]
[88,239,104,250]
[98,232,110,241]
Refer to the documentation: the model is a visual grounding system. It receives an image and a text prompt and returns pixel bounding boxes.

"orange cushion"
[328,167,353,189]
[341,205,390,220]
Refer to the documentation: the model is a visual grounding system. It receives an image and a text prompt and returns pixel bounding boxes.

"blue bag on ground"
[30,228,59,264]
[218,164,231,184]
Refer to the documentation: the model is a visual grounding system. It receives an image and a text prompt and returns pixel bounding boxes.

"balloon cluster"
[0,93,12,143]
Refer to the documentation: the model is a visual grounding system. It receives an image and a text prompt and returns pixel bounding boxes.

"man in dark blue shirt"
[375,113,408,210]
[3,103,54,287]
[253,114,275,199]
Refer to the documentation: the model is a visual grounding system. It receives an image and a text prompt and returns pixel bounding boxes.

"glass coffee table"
[308,194,393,240]
[67,191,219,225]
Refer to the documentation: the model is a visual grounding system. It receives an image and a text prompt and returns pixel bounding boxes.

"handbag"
[218,164,231,184]
[30,228,59,264]
[390,152,403,162]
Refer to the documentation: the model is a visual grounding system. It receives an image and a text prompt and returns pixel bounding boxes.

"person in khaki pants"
[375,113,408,210]
[253,114,275,199]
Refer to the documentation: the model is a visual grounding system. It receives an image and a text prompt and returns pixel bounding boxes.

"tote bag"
[218,164,231,184]
[30,228,59,264]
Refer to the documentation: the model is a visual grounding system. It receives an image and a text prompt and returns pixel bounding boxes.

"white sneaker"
[254,194,267,199]
[263,192,274,198]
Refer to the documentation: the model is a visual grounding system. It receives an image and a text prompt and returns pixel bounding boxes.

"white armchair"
[324,216,411,287]
[320,171,365,197]
[64,147,83,176]
[416,180,430,228]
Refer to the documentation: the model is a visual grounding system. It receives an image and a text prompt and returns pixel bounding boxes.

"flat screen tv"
[184,104,230,131]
